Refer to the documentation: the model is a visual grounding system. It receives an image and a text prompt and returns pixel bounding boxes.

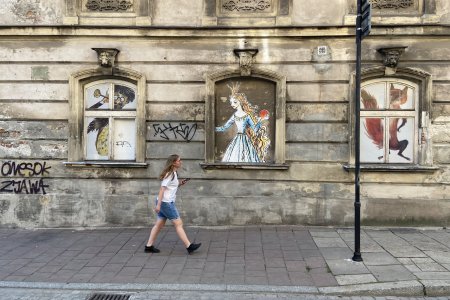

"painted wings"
[360,89,383,149]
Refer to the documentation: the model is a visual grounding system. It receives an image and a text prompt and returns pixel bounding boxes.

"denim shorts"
[155,199,180,220]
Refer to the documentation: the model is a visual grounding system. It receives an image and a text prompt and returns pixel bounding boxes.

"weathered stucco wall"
[0,0,449,228]
[0,0,64,25]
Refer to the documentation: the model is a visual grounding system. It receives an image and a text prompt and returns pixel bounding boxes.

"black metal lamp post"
[353,0,371,262]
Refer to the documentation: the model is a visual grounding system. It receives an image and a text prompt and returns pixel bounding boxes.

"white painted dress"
[216,113,261,163]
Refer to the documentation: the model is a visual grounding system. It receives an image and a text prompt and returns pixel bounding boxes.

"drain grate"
[87,293,131,300]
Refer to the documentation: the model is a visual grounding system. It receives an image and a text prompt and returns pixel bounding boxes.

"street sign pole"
[353,0,370,262]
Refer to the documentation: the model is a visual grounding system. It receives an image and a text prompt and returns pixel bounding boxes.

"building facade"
[0,0,449,228]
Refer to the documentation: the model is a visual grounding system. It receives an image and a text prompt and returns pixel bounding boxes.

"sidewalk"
[0,226,449,298]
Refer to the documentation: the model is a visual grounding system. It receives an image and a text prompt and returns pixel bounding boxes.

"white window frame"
[84,80,137,161]
[360,79,419,164]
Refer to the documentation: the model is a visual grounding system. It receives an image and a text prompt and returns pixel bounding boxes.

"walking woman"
[145,154,201,254]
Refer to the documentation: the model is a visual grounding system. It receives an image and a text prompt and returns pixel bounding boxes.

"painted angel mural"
[215,82,270,163]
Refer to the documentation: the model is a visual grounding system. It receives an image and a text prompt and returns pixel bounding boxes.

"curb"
[421,280,450,297]
[4,280,448,297]
[319,280,424,296]
[0,281,318,295]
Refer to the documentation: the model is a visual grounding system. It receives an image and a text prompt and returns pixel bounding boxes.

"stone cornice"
[1,25,450,38]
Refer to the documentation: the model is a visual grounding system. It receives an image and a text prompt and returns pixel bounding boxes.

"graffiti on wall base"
[0,161,50,194]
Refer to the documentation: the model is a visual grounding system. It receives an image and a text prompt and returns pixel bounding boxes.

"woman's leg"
[146,218,166,247]
[172,218,191,247]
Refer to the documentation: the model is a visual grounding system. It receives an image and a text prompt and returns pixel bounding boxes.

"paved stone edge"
[226,285,318,294]
[2,280,449,296]
[319,280,424,296]
[420,280,450,297]
[0,280,450,296]
[0,281,318,294]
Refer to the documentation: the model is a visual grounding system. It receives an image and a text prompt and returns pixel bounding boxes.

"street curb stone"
[421,280,450,296]
[0,280,432,296]
[226,284,318,294]
[318,280,424,296]
[0,281,317,294]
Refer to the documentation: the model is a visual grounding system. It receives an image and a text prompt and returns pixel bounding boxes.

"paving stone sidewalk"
[0,226,449,296]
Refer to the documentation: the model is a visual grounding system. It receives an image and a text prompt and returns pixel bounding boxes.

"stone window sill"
[200,162,289,170]
[343,164,439,172]
[63,161,148,168]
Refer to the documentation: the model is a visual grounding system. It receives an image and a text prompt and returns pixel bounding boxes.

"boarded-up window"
[84,81,137,161]
[360,79,418,164]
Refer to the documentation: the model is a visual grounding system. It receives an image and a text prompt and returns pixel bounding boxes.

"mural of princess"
[215,82,270,163]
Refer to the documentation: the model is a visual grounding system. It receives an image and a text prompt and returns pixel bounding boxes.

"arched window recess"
[64,54,147,168]
[346,65,437,172]
[201,48,288,170]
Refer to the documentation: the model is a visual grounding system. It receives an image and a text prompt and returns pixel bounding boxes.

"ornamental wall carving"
[84,0,134,12]
[204,0,291,26]
[368,0,421,15]
[219,0,276,16]
[222,0,271,12]
[65,0,151,25]
[370,0,414,9]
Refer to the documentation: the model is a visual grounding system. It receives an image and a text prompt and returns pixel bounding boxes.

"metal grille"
[87,293,131,300]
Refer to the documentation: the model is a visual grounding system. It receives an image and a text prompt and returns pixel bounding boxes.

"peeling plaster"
[0,141,32,156]
[0,0,63,25]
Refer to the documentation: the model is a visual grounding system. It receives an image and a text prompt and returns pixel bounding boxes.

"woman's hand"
[180,178,190,186]
[154,204,161,213]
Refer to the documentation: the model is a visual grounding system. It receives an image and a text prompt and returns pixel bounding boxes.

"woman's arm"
[155,186,166,213]
[246,115,262,132]
[215,115,235,132]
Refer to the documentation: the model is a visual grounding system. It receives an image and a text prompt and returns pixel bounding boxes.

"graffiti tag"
[115,141,132,147]
[0,179,49,194]
[153,123,197,142]
[1,161,50,195]
[1,161,51,177]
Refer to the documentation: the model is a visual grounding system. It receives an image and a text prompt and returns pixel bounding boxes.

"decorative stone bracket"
[233,49,258,76]
[92,48,120,68]
[377,47,407,75]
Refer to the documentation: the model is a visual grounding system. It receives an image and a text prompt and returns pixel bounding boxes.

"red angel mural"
[361,84,410,161]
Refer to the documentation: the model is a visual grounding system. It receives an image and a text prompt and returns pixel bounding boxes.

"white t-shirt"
[161,171,179,202]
